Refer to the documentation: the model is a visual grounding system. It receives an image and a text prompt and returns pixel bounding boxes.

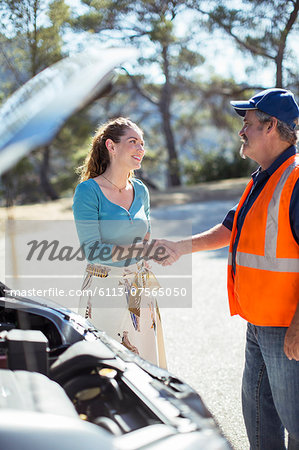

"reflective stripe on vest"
[227,252,298,272]
[265,160,297,257]
[229,160,299,273]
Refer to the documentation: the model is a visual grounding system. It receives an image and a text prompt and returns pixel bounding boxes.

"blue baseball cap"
[230,88,299,129]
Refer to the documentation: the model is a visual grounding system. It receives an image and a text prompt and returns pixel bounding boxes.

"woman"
[72,117,167,368]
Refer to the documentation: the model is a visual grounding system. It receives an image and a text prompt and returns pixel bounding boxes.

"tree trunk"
[275,53,283,87]
[160,45,181,187]
[159,101,181,186]
[275,0,299,87]
[2,173,15,208]
[40,146,59,200]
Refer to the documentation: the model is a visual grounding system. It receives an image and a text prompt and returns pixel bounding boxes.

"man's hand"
[284,322,299,361]
[284,302,299,361]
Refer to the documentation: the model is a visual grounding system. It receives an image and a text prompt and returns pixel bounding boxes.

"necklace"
[101,174,128,193]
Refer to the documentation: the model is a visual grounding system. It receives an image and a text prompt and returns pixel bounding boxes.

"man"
[157,88,299,449]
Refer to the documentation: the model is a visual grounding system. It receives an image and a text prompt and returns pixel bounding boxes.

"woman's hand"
[150,239,181,266]
[111,236,181,266]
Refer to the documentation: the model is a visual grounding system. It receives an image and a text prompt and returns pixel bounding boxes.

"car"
[0,281,230,449]
[0,47,231,449]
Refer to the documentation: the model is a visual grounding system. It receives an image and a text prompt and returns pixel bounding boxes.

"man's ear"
[266,118,277,134]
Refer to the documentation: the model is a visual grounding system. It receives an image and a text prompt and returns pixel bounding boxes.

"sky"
[63,0,295,89]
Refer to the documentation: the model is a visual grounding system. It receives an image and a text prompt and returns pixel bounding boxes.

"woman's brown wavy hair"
[76,117,143,182]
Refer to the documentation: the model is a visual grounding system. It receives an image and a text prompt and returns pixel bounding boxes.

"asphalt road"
[151,199,249,450]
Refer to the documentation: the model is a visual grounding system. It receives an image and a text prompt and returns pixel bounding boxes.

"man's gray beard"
[239,144,246,159]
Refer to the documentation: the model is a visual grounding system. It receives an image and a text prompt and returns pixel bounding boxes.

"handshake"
[110,237,186,267]
[141,238,182,266]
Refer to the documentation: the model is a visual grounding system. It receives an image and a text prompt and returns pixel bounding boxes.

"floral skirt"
[78,262,167,369]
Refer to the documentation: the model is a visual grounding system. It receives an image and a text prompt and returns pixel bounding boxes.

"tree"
[73,0,208,186]
[188,0,299,89]
[0,0,71,201]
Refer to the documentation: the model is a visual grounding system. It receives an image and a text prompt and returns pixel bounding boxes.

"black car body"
[0,283,230,449]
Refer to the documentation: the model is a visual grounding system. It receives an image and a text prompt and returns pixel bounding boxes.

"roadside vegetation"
[0,0,298,205]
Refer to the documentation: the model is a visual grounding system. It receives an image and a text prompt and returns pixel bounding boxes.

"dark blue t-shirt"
[222,146,299,273]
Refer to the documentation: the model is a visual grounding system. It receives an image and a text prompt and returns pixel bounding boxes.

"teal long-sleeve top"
[72,178,151,267]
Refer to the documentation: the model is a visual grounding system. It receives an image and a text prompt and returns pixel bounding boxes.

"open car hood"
[0,46,137,174]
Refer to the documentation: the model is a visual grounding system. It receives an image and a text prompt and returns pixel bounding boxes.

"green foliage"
[183,147,255,184]
[0,157,41,206]
[71,0,130,32]
[0,0,298,203]
[48,0,70,28]
[175,47,205,73]
[0,0,70,82]
[149,18,176,45]
[49,110,95,193]
[71,11,105,32]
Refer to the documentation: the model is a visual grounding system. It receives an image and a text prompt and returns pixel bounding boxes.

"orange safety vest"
[227,154,299,326]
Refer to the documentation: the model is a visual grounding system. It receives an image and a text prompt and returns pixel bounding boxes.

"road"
[151,199,249,450]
